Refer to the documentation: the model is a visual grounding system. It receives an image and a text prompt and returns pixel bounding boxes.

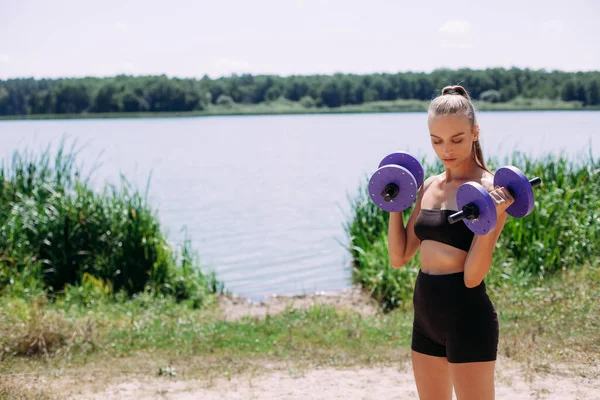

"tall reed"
[0,138,221,307]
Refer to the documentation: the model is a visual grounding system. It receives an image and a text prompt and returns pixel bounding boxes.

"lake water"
[1,111,598,300]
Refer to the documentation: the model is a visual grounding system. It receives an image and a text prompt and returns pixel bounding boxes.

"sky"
[0,0,598,80]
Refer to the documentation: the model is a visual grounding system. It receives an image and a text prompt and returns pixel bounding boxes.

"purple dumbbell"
[449,182,498,235]
[494,166,541,219]
[448,166,542,234]
[369,152,424,212]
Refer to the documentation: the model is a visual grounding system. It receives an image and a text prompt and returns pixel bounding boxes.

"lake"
[1,111,598,301]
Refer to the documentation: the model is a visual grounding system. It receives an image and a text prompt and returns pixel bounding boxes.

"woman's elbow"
[464,268,486,288]
[464,276,481,288]
[390,255,406,269]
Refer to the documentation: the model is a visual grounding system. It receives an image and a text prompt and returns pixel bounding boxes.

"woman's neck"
[443,157,480,183]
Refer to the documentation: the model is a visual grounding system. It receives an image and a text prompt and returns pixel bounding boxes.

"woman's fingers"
[491,186,514,206]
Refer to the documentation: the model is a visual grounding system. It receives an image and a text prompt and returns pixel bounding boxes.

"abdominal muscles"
[418,240,469,274]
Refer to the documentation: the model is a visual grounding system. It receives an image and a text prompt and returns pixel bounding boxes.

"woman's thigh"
[411,350,453,400]
[450,361,495,400]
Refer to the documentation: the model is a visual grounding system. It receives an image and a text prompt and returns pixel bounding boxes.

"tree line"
[1,68,598,116]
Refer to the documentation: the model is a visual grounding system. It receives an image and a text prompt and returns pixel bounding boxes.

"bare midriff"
[419,240,468,274]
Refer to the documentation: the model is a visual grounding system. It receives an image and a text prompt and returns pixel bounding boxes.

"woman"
[387,85,514,400]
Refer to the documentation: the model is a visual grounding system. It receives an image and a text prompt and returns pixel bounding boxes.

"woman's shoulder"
[421,173,443,191]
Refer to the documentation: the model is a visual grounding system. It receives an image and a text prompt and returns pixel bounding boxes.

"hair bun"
[442,85,470,100]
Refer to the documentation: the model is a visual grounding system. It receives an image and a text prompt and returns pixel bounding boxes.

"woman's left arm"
[463,186,514,288]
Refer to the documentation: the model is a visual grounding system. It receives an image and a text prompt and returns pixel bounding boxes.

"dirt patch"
[216,284,381,321]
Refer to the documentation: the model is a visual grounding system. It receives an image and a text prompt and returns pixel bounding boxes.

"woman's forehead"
[428,114,471,134]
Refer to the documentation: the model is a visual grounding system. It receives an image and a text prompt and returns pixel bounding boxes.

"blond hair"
[428,85,491,173]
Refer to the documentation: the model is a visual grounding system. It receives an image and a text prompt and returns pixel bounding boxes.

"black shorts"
[411,270,499,363]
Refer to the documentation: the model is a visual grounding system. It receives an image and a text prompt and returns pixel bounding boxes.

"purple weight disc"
[456,182,497,235]
[378,152,424,188]
[494,166,535,218]
[369,164,418,212]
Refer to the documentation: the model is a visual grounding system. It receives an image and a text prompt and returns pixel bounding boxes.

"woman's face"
[428,114,479,168]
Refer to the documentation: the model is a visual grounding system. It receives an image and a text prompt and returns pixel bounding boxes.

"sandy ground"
[10,286,600,399]
[64,359,600,400]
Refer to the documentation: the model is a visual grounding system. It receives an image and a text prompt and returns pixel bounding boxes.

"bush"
[216,94,235,108]
[0,138,222,307]
[299,95,316,108]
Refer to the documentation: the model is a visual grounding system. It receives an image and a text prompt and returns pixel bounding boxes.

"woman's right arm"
[387,176,432,268]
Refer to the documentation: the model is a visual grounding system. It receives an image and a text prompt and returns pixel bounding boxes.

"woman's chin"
[441,157,458,166]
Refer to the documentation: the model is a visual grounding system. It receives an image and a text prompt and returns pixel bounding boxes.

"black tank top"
[414,209,475,252]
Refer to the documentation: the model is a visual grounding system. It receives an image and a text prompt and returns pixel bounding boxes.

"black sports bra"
[414,209,475,252]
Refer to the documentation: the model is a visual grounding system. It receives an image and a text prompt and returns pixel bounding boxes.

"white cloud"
[439,20,472,35]
[296,0,305,8]
[0,54,10,63]
[115,21,128,30]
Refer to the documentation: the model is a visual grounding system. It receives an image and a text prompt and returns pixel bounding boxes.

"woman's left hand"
[490,186,514,215]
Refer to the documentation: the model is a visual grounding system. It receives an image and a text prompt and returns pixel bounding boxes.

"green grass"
[0,292,413,369]
[0,261,597,399]
[0,97,597,121]
[492,262,600,365]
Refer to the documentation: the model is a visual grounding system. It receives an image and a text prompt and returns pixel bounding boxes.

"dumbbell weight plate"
[378,152,424,188]
[456,182,498,235]
[369,164,418,212]
[494,166,535,218]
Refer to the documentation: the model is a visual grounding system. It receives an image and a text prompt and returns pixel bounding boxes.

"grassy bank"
[1,260,597,398]
[1,97,598,121]
[1,262,596,364]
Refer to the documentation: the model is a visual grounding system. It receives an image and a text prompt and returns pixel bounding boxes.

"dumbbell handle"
[448,203,480,224]
[529,177,542,187]
[448,176,542,224]
[505,177,542,197]
[381,183,399,202]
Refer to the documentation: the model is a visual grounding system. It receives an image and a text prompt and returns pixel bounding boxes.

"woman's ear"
[473,124,480,142]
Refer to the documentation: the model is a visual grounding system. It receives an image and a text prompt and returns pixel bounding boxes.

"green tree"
[54,82,91,114]
[561,80,577,102]
[586,80,599,105]
[319,80,342,107]
[479,89,502,103]
[93,84,121,112]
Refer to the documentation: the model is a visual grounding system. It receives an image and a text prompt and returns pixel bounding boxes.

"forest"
[1,67,598,116]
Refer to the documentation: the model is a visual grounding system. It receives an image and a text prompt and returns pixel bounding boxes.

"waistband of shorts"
[417,269,486,293]
[418,269,465,280]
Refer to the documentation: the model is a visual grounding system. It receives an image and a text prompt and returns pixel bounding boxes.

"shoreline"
[216,284,381,321]
[1,103,599,122]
